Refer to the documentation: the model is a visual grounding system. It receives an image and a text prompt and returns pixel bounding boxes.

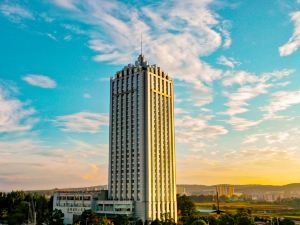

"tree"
[235,209,255,225]
[162,219,177,225]
[218,214,235,225]
[79,209,99,225]
[280,218,295,225]
[151,219,162,225]
[7,201,29,225]
[136,219,144,225]
[98,217,114,225]
[49,209,64,225]
[112,215,130,225]
[191,219,207,225]
[207,215,218,225]
[177,195,196,217]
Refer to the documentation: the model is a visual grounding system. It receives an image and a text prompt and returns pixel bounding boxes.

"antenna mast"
[141,33,143,55]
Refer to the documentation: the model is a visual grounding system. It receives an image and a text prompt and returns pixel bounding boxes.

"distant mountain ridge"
[177,183,300,195]
[22,183,300,196]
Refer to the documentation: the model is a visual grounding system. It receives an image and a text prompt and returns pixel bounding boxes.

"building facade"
[53,192,94,225]
[108,54,177,222]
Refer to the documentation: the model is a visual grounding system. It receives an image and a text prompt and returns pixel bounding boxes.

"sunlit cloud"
[262,89,300,119]
[279,11,300,56]
[54,112,108,133]
[0,138,108,191]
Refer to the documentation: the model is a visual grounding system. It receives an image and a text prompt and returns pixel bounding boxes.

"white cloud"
[222,70,257,86]
[54,112,108,133]
[23,74,57,88]
[176,115,228,149]
[260,69,295,82]
[174,108,188,115]
[222,82,270,116]
[53,0,78,10]
[261,90,300,118]
[243,132,290,144]
[83,93,92,99]
[46,33,57,41]
[222,69,294,87]
[51,0,228,91]
[225,116,262,131]
[218,20,232,48]
[279,11,300,56]
[221,68,295,130]
[0,82,36,132]
[217,55,240,68]
[0,3,33,22]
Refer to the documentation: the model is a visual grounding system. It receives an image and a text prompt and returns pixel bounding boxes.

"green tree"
[49,208,64,225]
[112,215,129,225]
[151,219,162,225]
[191,219,207,225]
[218,214,235,225]
[177,195,196,217]
[79,209,99,225]
[280,218,295,225]
[162,218,177,225]
[7,201,29,225]
[207,215,217,225]
[235,209,255,225]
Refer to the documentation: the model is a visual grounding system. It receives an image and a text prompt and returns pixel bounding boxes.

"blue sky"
[1,0,300,191]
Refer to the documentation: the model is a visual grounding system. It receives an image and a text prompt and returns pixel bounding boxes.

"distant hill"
[24,183,300,196]
[25,185,108,196]
[177,183,300,195]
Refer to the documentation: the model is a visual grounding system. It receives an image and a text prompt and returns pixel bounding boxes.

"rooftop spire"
[140,33,143,56]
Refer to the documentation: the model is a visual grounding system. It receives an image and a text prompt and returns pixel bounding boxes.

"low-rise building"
[53,192,94,225]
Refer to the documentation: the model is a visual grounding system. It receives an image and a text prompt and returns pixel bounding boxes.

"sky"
[1,0,300,191]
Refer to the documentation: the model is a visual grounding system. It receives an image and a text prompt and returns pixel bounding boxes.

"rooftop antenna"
[140,33,143,56]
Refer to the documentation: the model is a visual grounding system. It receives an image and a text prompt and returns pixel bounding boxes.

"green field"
[195,202,300,220]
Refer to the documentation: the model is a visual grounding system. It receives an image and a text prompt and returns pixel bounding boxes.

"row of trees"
[0,192,297,225]
[0,191,66,225]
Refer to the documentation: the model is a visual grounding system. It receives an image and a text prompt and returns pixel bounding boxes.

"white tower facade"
[108,55,177,222]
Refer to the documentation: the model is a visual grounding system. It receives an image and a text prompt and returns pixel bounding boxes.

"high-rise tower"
[108,54,177,222]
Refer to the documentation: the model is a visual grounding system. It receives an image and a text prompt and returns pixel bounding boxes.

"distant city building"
[107,54,177,222]
[216,184,235,197]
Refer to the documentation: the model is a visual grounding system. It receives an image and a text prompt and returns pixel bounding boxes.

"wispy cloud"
[54,112,108,133]
[83,93,91,99]
[0,82,36,132]
[217,55,240,68]
[53,0,78,10]
[279,11,300,56]
[225,116,263,131]
[23,74,57,88]
[261,89,300,118]
[243,131,291,144]
[221,69,295,130]
[50,0,228,92]
[176,115,228,150]
[0,3,33,22]
[222,70,257,86]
